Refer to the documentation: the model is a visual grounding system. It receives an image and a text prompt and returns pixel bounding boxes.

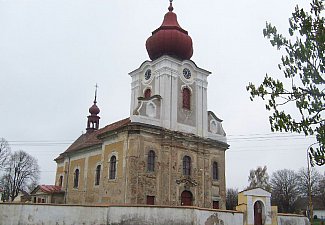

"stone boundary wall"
[277,213,310,225]
[0,203,243,225]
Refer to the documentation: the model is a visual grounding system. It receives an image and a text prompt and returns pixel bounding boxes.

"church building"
[54,1,228,209]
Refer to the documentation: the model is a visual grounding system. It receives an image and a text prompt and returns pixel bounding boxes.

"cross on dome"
[168,0,174,12]
[94,83,98,104]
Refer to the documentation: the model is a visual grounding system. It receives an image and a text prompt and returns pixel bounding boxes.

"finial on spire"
[94,83,98,103]
[168,0,173,12]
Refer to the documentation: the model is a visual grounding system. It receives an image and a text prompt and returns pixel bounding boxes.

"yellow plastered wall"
[236,204,247,213]
[271,206,278,225]
[69,158,85,190]
[87,154,102,189]
[103,141,124,179]
[238,192,247,205]
[236,193,248,224]
[55,166,64,186]
[100,141,125,204]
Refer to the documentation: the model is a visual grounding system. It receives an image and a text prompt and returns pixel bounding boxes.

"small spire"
[86,84,100,133]
[168,0,173,12]
[94,83,98,104]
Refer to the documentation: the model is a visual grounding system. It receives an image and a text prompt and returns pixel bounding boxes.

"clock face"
[183,68,191,79]
[145,69,151,80]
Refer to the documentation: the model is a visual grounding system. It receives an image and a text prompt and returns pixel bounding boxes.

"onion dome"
[89,102,100,115]
[146,0,193,61]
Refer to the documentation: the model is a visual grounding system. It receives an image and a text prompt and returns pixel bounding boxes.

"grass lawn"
[314,219,324,225]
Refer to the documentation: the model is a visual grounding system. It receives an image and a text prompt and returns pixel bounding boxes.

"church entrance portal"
[254,201,263,225]
[181,191,193,206]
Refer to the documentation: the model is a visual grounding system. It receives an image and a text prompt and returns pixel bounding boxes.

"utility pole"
[307,142,317,225]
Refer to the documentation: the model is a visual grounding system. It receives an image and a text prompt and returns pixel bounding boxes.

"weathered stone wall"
[55,124,226,209]
[126,126,226,208]
[0,203,243,225]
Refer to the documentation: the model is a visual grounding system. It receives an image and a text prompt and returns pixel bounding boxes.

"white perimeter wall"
[0,203,242,225]
[277,214,310,225]
[0,203,310,225]
[314,210,325,220]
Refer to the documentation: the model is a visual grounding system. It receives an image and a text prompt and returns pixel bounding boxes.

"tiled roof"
[98,117,131,135]
[19,189,30,196]
[56,118,131,159]
[38,185,63,194]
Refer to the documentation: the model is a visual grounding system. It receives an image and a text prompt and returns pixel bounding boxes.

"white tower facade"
[129,2,226,144]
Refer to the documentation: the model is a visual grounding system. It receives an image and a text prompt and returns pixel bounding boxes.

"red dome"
[146,3,193,61]
[89,103,100,115]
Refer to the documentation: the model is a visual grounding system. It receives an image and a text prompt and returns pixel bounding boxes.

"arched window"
[182,87,191,110]
[109,156,117,179]
[95,165,101,185]
[183,156,191,176]
[59,175,63,187]
[213,162,218,180]
[73,169,79,188]
[144,88,151,99]
[147,150,155,172]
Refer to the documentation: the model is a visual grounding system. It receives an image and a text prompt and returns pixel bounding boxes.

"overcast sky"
[0,0,323,190]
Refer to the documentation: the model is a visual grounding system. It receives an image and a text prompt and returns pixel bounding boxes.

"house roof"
[19,189,30,197]
[31,185,64,194]
[55,118,131,160]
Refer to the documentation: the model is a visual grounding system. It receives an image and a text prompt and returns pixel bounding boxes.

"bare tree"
[0,138,11,169]
[317,173,325,208]
[270,169,299,213]
[248,166,271,191]
[296,167,321,198]
[1,150,40,202]
[226,188,238,210]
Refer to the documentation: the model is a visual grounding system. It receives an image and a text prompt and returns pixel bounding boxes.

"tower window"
[182,87,191,110]
[59,175,63,187]
[144,88,151,99]
[73,169,79,188]
[109,156,117,180]
[95,165,101,185]
[147,150,155,172]
[213,162,218,180]
[183,156,191,176]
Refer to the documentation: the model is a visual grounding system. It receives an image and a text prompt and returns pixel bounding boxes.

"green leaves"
[247,0,325,165]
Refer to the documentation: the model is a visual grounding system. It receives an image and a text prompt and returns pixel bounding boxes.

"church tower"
[130,0,226,143]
